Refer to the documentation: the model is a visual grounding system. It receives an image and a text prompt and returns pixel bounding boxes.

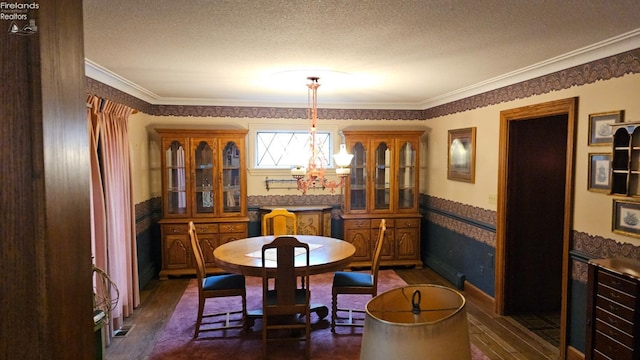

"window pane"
[256,131,331,168]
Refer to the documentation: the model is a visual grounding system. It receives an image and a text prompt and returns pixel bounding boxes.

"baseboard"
[463,280,494,310]
[566,345,584,360]
[423,256,465,289]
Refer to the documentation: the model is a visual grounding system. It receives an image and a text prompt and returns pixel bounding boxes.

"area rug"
[150,270,488,359]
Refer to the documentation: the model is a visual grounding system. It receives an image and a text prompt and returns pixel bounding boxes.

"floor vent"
[113,325,134,337]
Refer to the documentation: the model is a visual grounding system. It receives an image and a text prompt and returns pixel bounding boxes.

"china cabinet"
[611,122,640,196]
[586,258,640,360]
[156,128,249,279]
[341,128,425,269]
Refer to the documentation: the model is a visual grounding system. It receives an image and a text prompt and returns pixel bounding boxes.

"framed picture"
[588,153,611,192]
[447,127,476,183]
[613,199,640,238]
[588,110,624,146]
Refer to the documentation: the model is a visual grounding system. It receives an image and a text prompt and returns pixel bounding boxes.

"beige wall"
[425,73,640,246]
[129,114,154,204]
[128,72,640,246]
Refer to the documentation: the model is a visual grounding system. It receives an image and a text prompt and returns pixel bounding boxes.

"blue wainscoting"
[136,207,162,289]
[422,213,495,296]
[248,206,262,237]
[136,225,160,289]
[568,250,589,353]
[331,205,344,239]
[135,199,162,289]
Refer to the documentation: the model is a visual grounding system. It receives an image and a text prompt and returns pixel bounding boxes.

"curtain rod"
[86,100,139,114]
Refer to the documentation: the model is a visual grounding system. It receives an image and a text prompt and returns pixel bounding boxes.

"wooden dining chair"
[261,236,311,359]
[262,208,297,236]
[331,219,386,332]
[262,208,306,289]
[188,221,248,338]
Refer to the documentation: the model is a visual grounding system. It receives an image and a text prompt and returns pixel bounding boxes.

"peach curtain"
[87,95,140,336]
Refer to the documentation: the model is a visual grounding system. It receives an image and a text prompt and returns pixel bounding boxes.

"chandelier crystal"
[291,77,353,194]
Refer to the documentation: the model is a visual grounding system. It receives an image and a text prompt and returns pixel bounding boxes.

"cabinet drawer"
[371,218,393,228]
[597,283,637,309]
[220,222,247,234]
[395,218,419,228]
[195,223,218,234]
[220,232,246,244]
[599,271,638,295]
[162,224,188,235]
[595,307,634,335]
[594,330,634,360]
[596,295,635,323]
[586,260,640,360]
[162,223,219,234]
[595,318,634,348]
[345,219,371,230]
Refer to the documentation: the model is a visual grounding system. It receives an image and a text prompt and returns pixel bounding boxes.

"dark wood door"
[504,115,567,313]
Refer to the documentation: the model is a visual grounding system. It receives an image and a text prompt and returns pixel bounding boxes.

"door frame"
[495,97,577,358]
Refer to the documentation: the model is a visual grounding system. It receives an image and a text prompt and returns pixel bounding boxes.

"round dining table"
[213,235,356,277]
[213,235,356,321]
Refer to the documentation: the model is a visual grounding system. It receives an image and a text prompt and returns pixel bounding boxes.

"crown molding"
[420,29,640,109]
[84,59,160,104]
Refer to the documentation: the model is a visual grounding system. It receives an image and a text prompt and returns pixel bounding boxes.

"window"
[256,131,332,169]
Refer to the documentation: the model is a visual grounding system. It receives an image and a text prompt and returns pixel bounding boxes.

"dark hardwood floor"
[395,268,559,360]
[104,267,559,360]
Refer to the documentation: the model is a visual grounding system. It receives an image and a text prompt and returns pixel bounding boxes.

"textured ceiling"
[83,0,640,109]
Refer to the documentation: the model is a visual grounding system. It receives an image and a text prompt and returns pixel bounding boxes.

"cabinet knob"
[173,229,179,233]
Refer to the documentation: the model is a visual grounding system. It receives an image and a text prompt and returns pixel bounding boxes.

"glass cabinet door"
[222,141,242,214]
[398,141,416,210]
[164,140,188,215]
[374,142,391,211]
[349,142,367,211]
[630,127,640,196]
[192,139,215,215]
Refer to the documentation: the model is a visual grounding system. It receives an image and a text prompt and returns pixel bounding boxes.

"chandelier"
[291,77,353,194]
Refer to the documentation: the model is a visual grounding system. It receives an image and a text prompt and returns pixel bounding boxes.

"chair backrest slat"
[262,236,309,308]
